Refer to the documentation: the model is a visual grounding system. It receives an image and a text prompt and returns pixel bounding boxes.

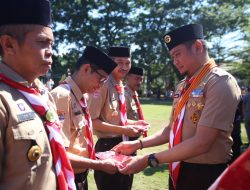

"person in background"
[51,46,118,190]
[243,87,250,145]
[113,24,241,190]
[125,66,148,139]
[0,0,75,189]
[230,97,243,163]
[46,77,55,91]
[88,46,147,190]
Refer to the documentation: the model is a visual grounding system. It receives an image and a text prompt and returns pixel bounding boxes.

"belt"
[181,161,228,169]
[75,170,88,183]
[98,136,123,143]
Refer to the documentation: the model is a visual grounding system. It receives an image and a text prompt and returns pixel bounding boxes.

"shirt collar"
[65,76,85,101]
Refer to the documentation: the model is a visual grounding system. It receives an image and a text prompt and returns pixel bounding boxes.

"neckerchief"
[0,74,76,190]
[115,84,128,141]
[132,94,147,137]
[61,82,96,160]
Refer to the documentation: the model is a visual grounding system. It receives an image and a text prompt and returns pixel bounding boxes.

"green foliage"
[51,0,250,90]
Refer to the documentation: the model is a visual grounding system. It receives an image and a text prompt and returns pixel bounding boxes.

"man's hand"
[134,120,149,126]
[123,125,141,137]
[99,159,118,174]
[117,155,148,175]
[112,140,140,155]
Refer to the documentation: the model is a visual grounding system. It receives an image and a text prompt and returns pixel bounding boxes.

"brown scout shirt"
[124,85,140,121]
[169,64,241,164]
[51,77,89,174]
[0,62,57,190]
[88,75,123,138]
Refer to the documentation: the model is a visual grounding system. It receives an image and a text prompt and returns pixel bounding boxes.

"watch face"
[148,154,159,167]
[150,159,158,167]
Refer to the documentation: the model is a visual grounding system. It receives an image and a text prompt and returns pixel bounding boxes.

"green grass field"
[88,99,248,190]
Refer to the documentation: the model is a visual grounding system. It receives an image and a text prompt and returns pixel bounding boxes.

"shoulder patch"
[213,67,230,77]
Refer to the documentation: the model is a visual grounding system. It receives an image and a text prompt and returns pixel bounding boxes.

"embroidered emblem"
[45,110,56,122]
[190,112,200,124]
[164,35,171,43]
[197,103,204,110]
[192,101,196,107]
[191,89,204,98]
[17,103,25,111]
[173,92,181,99]
[57,110,65,121]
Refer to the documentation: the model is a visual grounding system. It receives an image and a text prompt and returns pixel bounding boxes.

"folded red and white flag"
[208,148,250,190]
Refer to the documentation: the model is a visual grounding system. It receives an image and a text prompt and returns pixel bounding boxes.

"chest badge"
[191,101,197,107]
[27,145,42,162]
[190,112,200,124]
[45,110,56,122]
[191,89,204,98]
[197,103,204,110]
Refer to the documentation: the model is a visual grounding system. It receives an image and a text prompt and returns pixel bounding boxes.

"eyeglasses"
[93,69,108,84]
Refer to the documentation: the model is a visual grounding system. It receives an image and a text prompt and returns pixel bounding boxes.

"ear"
[192,39,203,54]
[80,63,91,74]
[0,35,18,55]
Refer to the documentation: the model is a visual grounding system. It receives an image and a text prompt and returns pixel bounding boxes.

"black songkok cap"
[129,66,144,76]
[78,46,117,75]
[108,46,131,57]
[163,24,203,51]
[0,0,52,27]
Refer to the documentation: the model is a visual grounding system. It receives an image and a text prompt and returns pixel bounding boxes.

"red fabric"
[212,148,250,190]
[96,151,130,164]
[79,98,96,160]
[133,95,147,137]
[0,74,76,190]
[115,85,128,141]
[169,77,194,189]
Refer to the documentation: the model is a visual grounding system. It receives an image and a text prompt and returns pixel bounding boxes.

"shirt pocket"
[11,120,50,166]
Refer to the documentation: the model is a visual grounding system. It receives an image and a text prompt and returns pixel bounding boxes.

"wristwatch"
[148,153,159,167]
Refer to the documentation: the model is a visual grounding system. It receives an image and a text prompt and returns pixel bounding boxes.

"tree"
[51,0,250,93]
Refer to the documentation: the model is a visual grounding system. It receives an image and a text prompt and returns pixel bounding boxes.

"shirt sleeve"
[50,89,71,147]
[0,99,7,178]
[198,75,241,131]
[89,84,108,119]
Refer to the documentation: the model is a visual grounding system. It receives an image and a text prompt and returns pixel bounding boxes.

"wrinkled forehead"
[26,25,54,40]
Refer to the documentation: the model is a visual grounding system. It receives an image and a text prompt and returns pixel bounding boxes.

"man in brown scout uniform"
[51,46,118,190]
[113,24,241,190]
[88,46,147,190]
[125,66,148,138]
[0,0,76,189]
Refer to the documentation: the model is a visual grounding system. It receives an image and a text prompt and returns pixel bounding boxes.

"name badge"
[17,112,36,122]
